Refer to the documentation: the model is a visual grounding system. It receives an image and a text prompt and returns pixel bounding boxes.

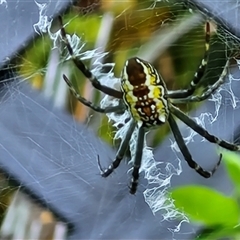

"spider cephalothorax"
[59,16,239,194]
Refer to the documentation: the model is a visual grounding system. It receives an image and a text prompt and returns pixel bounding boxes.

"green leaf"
[222,151,240,191]
[196,224,240,240]
[171,185,239,226]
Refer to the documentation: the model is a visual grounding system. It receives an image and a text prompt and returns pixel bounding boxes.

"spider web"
[1,0,240,239]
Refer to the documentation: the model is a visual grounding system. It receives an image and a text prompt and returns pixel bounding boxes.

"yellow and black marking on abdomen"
[121,57,169,127]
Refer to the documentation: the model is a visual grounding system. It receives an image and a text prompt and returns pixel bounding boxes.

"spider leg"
[129,126,145,194]
[170,104,240,151]
[98,119,136,177]
[167,21,210,99]
[170,60,229,104]
[58,16,123,99]
[63,74,125,113]
[168,113,221,178]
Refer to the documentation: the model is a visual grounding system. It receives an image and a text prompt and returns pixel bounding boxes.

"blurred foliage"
[171,151,240,240]
[19,36,52,89]
[18,0,222,148]
[0,172,16,224]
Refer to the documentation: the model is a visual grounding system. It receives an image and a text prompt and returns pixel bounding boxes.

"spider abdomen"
[121,57,169,127]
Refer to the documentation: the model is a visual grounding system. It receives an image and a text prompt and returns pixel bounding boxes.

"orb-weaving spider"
[59,16,238,194]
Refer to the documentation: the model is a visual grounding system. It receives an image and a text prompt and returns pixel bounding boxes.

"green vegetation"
[171,151,240,239]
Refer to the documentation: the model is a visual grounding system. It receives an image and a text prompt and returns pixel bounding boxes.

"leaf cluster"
[171,151,240,239]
